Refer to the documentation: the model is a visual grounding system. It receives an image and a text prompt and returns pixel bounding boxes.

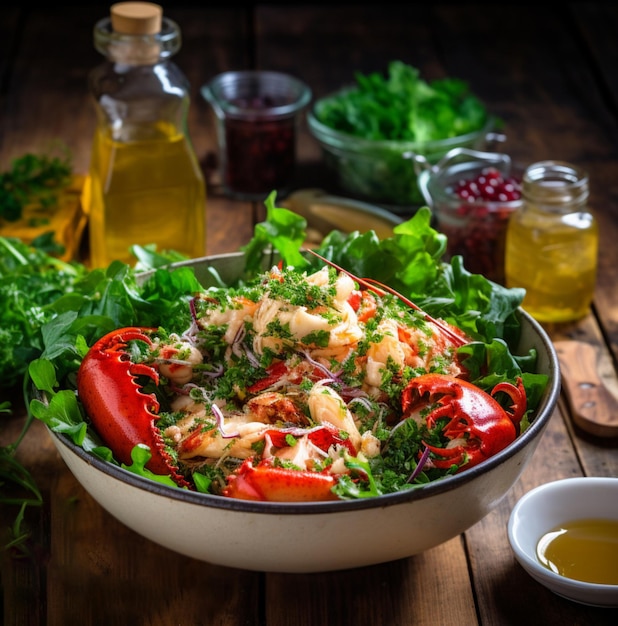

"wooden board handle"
[554,340,618,438]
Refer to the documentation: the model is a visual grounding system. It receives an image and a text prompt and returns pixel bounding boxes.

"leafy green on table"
[0,237,197,391]
[0,400,43,559]
[0,148,72,222]
[0,237,87,390]
[0,236,195,556]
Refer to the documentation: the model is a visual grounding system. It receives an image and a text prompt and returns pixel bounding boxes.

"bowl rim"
[48,279,561,515]
[508,476,618,592]
[202,70,312,119]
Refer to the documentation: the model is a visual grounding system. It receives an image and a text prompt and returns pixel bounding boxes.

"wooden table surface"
[1,4,618,625]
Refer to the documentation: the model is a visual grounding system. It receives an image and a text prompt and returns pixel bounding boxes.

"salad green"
[314,60,490,143]
[26,192,548,499]
[0,237,88,390]
[0,238,193,392]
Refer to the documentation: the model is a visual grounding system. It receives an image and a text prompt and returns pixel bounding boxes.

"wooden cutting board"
[554,340,618,438]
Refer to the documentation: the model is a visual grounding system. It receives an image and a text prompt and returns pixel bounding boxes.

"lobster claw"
[401,373,526,472]
[76,327,190,488]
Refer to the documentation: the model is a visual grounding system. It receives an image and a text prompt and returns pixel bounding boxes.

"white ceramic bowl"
[48,253,561,573]
[508,477,618,607]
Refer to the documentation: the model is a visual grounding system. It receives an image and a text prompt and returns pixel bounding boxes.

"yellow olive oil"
[505,212,598,322]
[536,518,618,585]
[84,125,206,268]
[505,160,598,323]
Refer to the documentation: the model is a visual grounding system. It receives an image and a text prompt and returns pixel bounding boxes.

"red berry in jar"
[452,167,522,203]
[438,167,523,284]
[223,95,297,196]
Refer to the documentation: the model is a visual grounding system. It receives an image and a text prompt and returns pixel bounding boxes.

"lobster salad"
[29,196,549,502]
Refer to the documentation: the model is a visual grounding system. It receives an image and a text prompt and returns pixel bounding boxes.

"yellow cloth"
[0,174,87,262]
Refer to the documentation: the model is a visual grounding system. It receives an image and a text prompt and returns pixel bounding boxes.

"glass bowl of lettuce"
[308,61,500,210]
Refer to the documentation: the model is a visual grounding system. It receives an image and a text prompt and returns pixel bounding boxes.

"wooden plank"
[1,414,62,626]
[0,7,99,172]
[0,8,22,109]
[432,3,616,160]
[573,3,618,102]
[571,3,618,360]
[45,470,261,626]
[266,537,477,626]
[255,5,439,97]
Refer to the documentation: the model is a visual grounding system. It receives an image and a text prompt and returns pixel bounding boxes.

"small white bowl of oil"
[508,477,618,607]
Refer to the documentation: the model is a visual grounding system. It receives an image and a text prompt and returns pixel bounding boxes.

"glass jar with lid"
[504,160,598,323]
[83,2,206,267]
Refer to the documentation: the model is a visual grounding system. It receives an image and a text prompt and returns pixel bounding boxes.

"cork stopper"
[110,2,162,35]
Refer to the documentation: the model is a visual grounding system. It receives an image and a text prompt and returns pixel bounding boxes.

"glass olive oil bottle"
[83,2,206,267]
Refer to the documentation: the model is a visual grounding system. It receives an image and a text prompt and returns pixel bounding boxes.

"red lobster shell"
[76,327,190,488]
[401,373,527,471]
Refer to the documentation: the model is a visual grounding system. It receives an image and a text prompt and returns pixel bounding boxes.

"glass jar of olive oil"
[83,2,206,267]
[505,161,598,323]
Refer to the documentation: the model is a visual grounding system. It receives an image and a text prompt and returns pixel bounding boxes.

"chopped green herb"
[0,149,72,223]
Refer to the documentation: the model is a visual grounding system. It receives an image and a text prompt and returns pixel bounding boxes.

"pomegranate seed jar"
[505,161,598,323]
[418,149,523,284]
[202,71,311,201]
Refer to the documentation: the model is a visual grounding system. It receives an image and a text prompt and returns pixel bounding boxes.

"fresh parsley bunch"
[0,237,87,391]
[0,149,72,223]
[0,238,199,393]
